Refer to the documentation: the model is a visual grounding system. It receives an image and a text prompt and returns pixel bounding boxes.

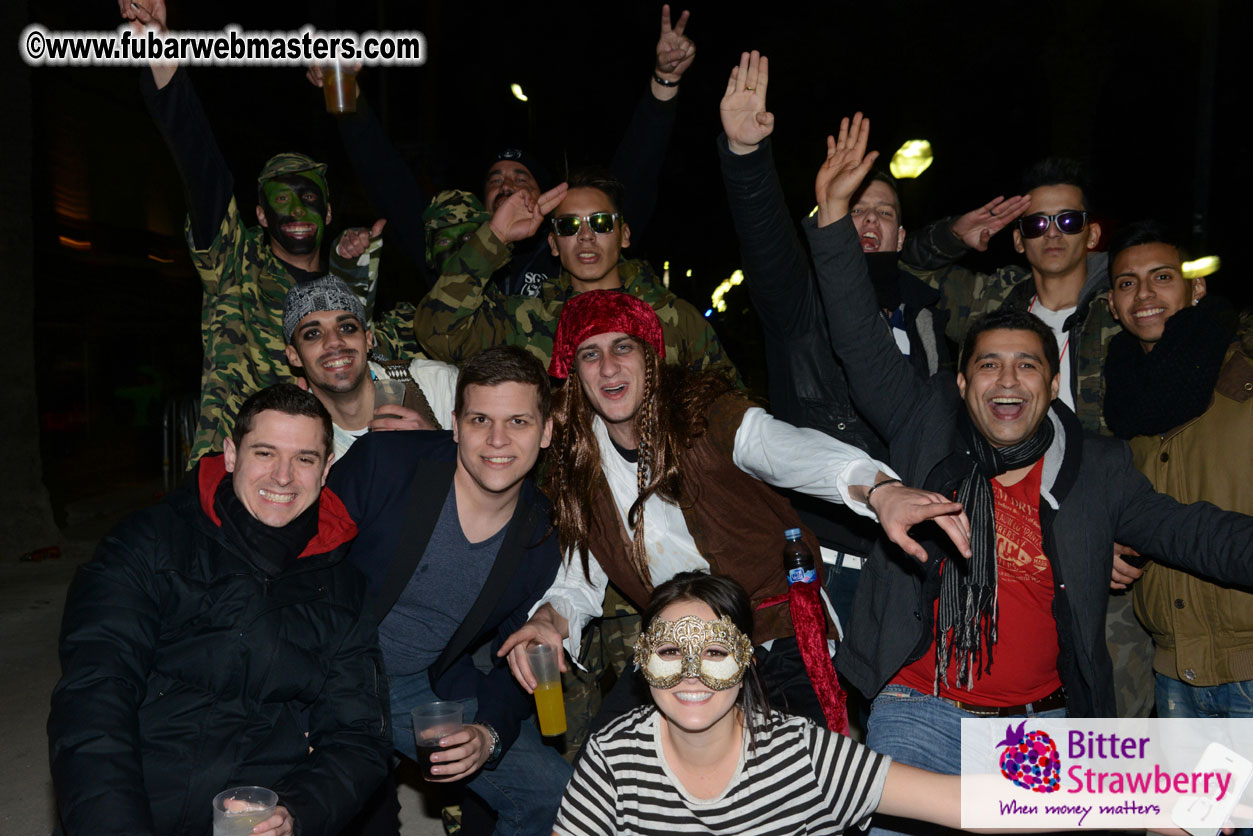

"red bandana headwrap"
[548,290,666,379]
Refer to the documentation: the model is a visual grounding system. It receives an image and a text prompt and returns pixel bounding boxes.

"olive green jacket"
[1132,344,1253,686]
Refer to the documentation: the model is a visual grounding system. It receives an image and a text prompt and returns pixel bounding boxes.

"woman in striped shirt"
[552,572,966,836]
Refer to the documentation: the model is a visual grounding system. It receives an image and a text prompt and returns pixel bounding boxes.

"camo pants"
[559,584,642,759]
[1106,589,1156,717]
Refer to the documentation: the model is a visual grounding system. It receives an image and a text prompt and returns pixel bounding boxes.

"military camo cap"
[282,276,365,344]
[423,189,490,232]
[424,190,490,265]
[257,152,329,193]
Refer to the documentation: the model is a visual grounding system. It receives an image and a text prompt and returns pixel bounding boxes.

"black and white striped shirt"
[554,707,890,835]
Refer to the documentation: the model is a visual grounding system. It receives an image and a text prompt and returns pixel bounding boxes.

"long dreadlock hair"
[545,341,741,586]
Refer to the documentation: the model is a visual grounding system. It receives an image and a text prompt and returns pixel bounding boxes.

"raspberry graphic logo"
[996,721,1061,793]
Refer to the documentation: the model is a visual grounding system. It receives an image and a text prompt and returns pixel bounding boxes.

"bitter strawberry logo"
[997,721,1061,793]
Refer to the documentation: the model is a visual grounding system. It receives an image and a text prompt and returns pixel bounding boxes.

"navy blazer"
[328,430,561,756]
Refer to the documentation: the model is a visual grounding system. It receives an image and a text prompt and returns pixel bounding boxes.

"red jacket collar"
[196,454,357,557]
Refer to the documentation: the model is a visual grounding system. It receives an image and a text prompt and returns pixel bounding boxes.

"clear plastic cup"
[526,643,567,736]
[212,786,277,836]
[322,62,357,114]
[412,701,463,780]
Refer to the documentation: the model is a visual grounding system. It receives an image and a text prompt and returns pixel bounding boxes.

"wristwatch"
[480,723,502,764]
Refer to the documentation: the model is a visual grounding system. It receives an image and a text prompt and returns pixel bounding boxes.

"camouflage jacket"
[900,218,1116,435]
[185,198,409,463]
[414,224,735,375]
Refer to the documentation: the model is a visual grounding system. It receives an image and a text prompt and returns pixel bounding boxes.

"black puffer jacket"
[49,456,390,836]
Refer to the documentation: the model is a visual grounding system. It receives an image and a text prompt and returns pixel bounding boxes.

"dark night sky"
[23,0,1252,504]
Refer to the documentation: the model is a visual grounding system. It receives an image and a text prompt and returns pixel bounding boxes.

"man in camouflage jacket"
[415,173,734,376]
[129,0,409,466]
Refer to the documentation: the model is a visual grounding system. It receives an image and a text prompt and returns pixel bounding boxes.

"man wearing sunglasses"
[414,167,734,375]
[900,158,1112,434]
[320,5,695,299]
[899,161,1153,722]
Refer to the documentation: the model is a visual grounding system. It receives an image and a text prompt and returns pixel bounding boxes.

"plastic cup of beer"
[412,701,464,780]
[526,643,567,736]
[212,786,277,836]
[322,61,357,115]
[374,378,407,407]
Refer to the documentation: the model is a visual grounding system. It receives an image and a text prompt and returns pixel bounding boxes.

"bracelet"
[480,722,502,763]
[652,73,679,88]
[864,478,903,512]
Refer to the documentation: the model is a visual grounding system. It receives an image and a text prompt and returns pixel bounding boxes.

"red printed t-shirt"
[895,458,1062,705]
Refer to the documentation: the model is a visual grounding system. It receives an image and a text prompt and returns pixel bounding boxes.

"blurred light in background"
[890,139,933,179]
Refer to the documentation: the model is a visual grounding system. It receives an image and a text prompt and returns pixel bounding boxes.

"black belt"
[940,687,1066,717]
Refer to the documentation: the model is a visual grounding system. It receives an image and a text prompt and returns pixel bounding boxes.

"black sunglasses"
[550,212,620,237]
[1017,211,1089,238]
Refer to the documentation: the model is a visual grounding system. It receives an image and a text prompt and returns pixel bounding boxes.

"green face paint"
[427,220,480,273]
[261,173,327,256]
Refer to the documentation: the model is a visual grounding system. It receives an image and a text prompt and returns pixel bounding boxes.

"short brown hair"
[455,345,552,420]
[231,383,333,460]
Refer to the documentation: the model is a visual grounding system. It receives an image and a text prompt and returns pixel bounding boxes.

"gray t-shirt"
[379,485,505,675]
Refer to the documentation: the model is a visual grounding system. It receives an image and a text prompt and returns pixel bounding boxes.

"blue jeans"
[1156,673,1253,718]
[1159,677,1253,836]
[866,684,1067,836]
[389,671,572,836]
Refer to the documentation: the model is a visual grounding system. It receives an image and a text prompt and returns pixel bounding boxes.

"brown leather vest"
[583,395,831,645]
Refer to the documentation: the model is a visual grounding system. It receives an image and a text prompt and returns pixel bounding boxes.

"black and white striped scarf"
[936,410,1055,690]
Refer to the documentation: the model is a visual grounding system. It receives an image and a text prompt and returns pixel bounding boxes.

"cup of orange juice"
[525,643,566,736]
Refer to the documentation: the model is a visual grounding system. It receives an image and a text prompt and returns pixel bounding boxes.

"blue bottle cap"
[784,527,802,540]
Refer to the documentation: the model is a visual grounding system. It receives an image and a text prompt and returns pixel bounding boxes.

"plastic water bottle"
[784,527,818,585]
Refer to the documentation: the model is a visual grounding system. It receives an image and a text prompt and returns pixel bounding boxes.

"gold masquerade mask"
[633,614,754,690]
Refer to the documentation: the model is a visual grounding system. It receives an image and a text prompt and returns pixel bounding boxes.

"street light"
[510,83,528,102]
[1182,255,1220,279]
[889,139,934,179]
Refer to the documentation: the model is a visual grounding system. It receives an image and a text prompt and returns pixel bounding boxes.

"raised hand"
[536,182,569,216]
[867,482,972,563]
[120,0,174,87]
[950,194,1032,251]
[488,183,566,245]
[654,5,695,84]
[814,113,879,227]
[335,218,386,261]
[720,51,775,154]
[119,0,166,32]
[488,181,568,244]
